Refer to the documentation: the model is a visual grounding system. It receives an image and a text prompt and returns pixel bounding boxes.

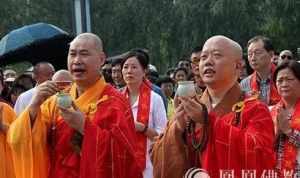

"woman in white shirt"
[121,49,167,178]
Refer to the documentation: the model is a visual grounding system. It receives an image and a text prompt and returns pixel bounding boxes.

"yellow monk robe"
[7,78,109,178]
[0,102,16,178]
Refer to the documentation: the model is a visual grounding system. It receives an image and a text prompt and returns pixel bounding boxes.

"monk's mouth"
[203,69,216,75]
[72,69,85,72]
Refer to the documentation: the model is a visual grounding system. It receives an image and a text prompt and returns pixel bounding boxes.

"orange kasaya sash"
[250,64,281,105]
[123,79,152,170]
[47,78,108,178]
[273,99,300,175]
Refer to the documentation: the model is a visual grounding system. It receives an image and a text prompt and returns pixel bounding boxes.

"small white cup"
[56,93,72,108]
[176,81,196,97]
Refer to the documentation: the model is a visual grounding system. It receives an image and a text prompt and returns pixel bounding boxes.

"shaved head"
[200,35,243,89]
[204,35,243,61]
[33,62,55,74]
[33,62,55,84]
[70,33,103,52]
[52,70,73,82]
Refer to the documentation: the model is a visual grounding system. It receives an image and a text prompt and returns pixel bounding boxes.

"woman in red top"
[121,49,167,178]
[271,60,300,177]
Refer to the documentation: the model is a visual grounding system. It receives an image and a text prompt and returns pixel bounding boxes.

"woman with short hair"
[271,60,300,176]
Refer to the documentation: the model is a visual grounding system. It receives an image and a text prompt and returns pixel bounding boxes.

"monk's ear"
[99,52,106,66]
[235,59,242,70]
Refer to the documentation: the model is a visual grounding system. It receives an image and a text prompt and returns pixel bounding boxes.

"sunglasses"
[280,55,292,60]
[191,59,200,65]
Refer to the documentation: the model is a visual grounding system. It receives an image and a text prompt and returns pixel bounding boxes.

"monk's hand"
[174,95,181,109]
[277,107,292,135]
[30,81,59,108]
[180,96,205,124]
[58,102,85,134]
[174,103,190,132]
[28,81,60,123]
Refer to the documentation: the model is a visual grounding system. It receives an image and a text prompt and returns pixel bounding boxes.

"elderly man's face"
[247,40,272,72]
[199,38,239,88]
[68,38,104,86]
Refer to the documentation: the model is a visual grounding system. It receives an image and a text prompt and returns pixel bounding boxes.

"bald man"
[151,36,275,178]
[52,69,73,82]
[8,33,141,178]
[14,62,55,115]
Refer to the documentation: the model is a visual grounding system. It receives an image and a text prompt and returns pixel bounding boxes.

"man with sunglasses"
[278,49,294,65]
[240,35,281,106]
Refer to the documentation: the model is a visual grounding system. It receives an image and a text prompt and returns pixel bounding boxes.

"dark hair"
[191,46,202,54]
[174,67,188,76]
[131,48,150,62]
[9,84,26,95]
[121,49,149,70]
[247,35,274,52]
[111,57,123,67]
[273,60,300,85]
[7,84,26,104]
[157,76,175,87]
[104,59,112,65]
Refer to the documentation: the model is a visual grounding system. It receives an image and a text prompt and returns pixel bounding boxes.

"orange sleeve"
[7,97,57,178]
[0,102,16,178]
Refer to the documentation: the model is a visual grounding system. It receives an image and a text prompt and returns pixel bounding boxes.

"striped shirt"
[240,74,271,105]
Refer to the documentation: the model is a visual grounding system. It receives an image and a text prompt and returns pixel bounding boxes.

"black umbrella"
[0,22,73,69]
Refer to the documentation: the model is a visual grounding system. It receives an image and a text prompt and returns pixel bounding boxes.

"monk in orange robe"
[7,33,141,178]
[0,102,16,178]
[151,35,276,178]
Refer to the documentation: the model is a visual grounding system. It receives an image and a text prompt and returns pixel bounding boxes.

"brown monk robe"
[151,83,276,178]
[151,35,276,178]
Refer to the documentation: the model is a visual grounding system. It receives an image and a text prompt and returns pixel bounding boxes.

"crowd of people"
[0,32,300,178]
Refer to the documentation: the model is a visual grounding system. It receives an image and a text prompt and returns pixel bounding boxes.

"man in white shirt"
[14,62,55,115]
